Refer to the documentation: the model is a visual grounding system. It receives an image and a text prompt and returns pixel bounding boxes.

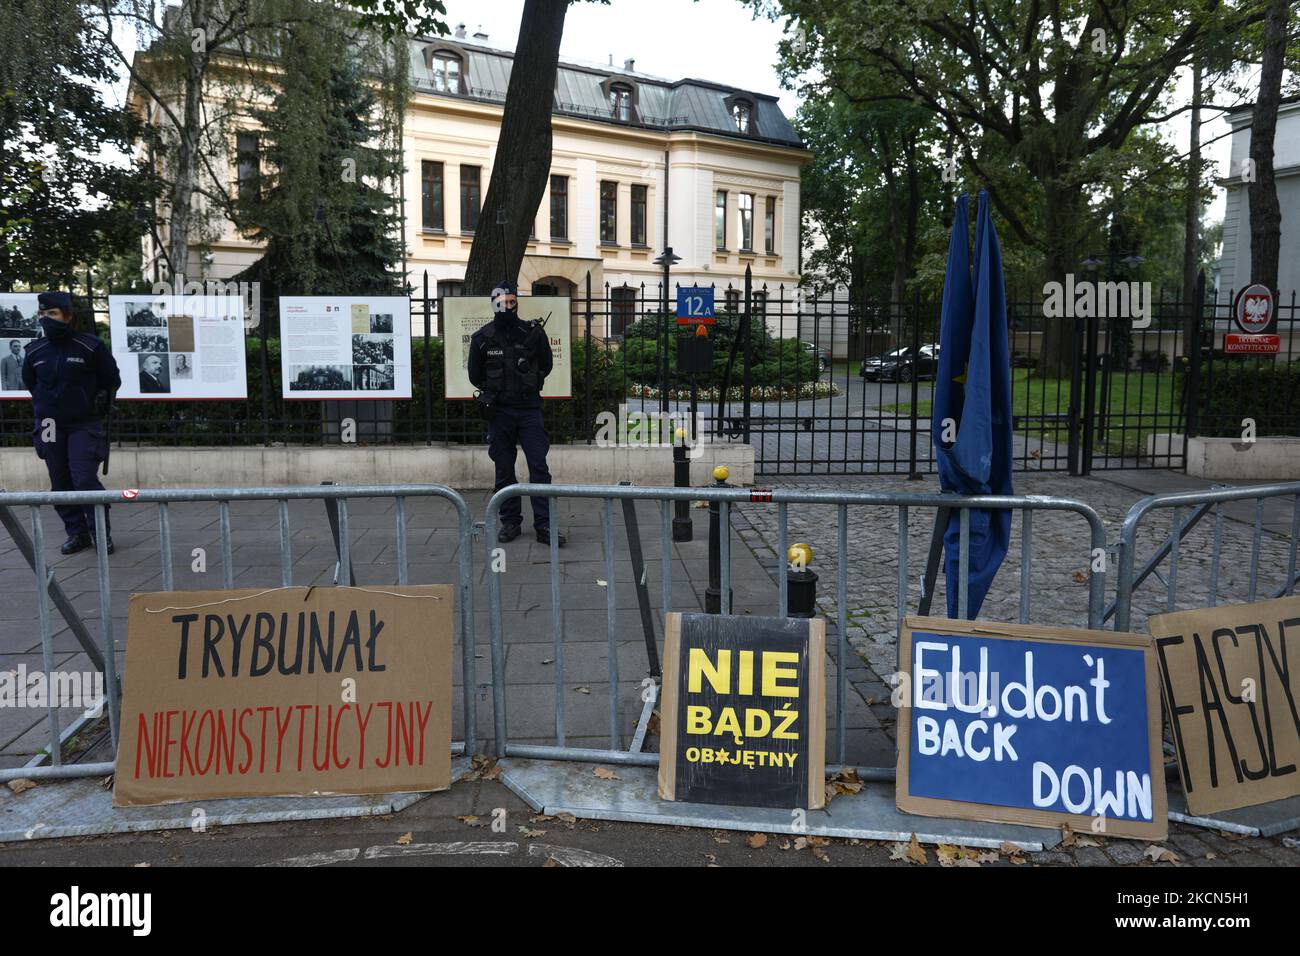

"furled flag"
[931,191,1013,618]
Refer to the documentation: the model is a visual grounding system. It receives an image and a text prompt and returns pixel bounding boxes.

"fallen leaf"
[541,658,554,665]
[596,579,607,587]
[542,857,558,868]
[1206,852,1218,860]
[779,840,792,851]
[100,775,114,790]
[889,833,928,865]
[975,851,1000,864]
[1076,836,1102,848]
[1060,825,1077,848]
[396,832,413,845]
[998,841,1021,855]
[133,862,151,868]
[6,778,37,794]
[824,768,864,806]
[1144,844,1179,863]
[555,812,577,826]
[812,846,830,863]
[746,833,768,849]
[1071,570,1088,583]
[592,767,619,780]
[517,826,546,839]
[793,836,808,850]
[457,815,484,828]
[574,686,591,694]
[702,852,716,864]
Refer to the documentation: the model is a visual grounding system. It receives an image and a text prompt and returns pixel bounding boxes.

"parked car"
[859,344,940,382]
[801,341,831,372]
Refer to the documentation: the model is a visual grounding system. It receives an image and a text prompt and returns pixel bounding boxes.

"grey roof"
[410,38,803,148]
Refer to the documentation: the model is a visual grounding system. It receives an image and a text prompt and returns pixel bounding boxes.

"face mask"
[40,316,71,341]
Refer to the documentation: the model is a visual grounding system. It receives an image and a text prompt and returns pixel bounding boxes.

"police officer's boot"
[60,533,92,555]
[497,524,521,543]
[535,527,566,547]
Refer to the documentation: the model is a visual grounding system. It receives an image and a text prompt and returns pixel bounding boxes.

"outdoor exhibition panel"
[441,295,571,400]
[279,296,411,399]
[108,294,248,399]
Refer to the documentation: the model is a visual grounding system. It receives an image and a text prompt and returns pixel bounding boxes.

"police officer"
[23,291,121,555]
[468,281,565,546]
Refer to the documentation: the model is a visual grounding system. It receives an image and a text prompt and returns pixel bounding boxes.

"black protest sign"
[1147,595,1300,815]
[658,612,825,809]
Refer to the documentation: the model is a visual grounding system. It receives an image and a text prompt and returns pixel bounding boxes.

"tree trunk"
[1246,0,1289,290]
[462,0,568,295]
[1040,177,1085,377]
[165,0,211,284]
[1181,57,1202,306]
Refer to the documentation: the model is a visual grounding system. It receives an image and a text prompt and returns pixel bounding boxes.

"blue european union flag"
[931,191,1013,618]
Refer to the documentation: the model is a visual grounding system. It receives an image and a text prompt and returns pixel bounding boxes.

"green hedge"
[616,311,818,387]
[1188,360,1300,437]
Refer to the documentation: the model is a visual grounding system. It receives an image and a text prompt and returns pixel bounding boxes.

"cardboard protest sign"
[114,585,453,807]
[659,612,825,810]
[1147,595,1300,816]
[897,616,1166,840]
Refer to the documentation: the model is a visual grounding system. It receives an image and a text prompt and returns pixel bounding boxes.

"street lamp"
[653,247,681,416]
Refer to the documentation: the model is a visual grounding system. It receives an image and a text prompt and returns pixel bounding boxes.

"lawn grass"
[881,368,1185,457]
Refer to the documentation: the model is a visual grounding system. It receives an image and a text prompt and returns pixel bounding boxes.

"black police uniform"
[467,311,556,536]
[23,326,121,547]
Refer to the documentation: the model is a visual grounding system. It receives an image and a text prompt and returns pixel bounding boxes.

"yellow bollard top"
[712,465,730,482]
[674,427,688,440]
[788,542,813,568]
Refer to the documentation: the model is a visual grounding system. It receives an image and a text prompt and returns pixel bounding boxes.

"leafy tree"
[0,0,156,290]
[232,3,407,322]
[754,0,1269,371]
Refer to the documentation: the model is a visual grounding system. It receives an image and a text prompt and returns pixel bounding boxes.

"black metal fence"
[2,271,1295,478]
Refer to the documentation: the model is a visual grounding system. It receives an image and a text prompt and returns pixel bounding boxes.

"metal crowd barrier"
[0,483,477,783]
[1112,480,1300,632]
[483,483,1108,769]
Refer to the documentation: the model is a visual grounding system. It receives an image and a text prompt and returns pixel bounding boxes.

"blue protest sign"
[896,617,1167,840]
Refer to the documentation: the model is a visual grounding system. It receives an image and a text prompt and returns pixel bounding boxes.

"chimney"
[473,24,489,41]
[624,58,635,73]
[608,54,613,66]
[454,23,467,39]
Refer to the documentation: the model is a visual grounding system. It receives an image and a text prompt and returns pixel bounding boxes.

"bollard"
[705,465,732,614]
[672,428,692,542]
[786,542,818,618]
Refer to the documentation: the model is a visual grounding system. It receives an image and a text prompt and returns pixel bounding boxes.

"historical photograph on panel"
[288,364,352,391]
[352,333,394,365]
[137,353,171,394]
[127,329,169,353]
[369,312,394,333]
[0,294,40,398]
[168,313,196,351]
[352,364,395,391]
[171,353,194,381]
[123,302,167,328]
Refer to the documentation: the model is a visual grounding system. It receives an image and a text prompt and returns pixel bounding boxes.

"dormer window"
[609,84,633,122]
[428,49,463,93]
[732,99,752,133]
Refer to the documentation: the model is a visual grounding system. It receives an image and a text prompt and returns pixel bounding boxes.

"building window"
[439,280,464,297]
[631,184,647,246]
[550,174,568,240]
[752,290,767,317]
[236,133,259,200]
[611,286,636,336]
[732,100,751,134]
[715,190,727,250]
[764,196,776,254]
[600,180,617,244]
[739,193,754,251]
[430,51,462,93]
[725,288,740,313]
[460,165,481,233]
[421,161,444,231]
[609,84,632,122]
